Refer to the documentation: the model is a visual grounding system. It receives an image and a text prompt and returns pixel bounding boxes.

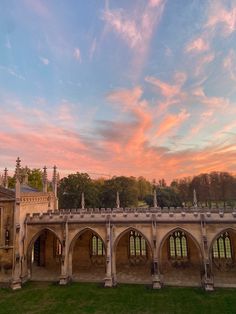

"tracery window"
[91,235,104,256]
[169,231,188,259]
[212,232,232,259]
[129,231,146,256]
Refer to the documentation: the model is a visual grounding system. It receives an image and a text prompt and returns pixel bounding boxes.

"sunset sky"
[0,0,236,182]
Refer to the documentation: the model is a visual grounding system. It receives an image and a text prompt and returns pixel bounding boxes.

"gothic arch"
[69,227,106,254]
[158,227,203,261]
[208,227,236,258]
[113,227,153,256]
[69,227,106,282]
[27,227,62,255]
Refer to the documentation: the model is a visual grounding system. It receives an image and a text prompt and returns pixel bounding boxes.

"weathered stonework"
[1,162,236,291]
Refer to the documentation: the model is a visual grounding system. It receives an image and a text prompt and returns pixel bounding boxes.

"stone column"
[152,215,161,289]
[104,215,113,287]
[59,218,70,285]
[11,157,22,290]
[201,214,214,291]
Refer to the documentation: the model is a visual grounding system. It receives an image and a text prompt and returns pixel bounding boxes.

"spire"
[116,191,120,209]
[43,166,48,193]
[193,189,197,208]
[3,168,8,189]
[52,165,57,196]
[52,165,58,210]
[15,157,21,199]
[81,192,85,209]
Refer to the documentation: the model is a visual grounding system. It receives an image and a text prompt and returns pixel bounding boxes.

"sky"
[0,0,236,182]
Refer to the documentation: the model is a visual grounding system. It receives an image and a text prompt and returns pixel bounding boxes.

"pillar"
[151,216,161,289]
[104,216,113,287]
[11,157,22,290]
[59,219,70,285]
[201,214,214,291]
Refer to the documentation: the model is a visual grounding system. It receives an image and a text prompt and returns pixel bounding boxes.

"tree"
[58,173,100,209]
[101,176,139,208]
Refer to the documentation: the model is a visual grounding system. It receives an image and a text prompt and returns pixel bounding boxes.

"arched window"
[169,231,188,259]
[212,232,232,259]
[129,231,146,256]
[91,235,104,256]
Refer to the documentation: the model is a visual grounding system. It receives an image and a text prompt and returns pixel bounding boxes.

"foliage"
[144,187,182,207]
[58,173,100,209]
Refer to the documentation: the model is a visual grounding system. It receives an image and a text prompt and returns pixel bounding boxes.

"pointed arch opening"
[210,228,236,287]
[70,228,106,282]
[27,228,62,281]
[114,228,153,284]
[159,228,203,287]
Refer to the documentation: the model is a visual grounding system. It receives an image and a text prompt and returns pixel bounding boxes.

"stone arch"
[27,227,62,281]
[69,227,106,254]
[113,226,153,284]
[69,227,106,282]
[209,227,236,287]
[159,227,203,287]
[208,227,236,255]
[27,227,62,253]
[113,226,153,254]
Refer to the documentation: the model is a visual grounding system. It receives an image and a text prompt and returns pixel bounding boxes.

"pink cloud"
[145,72,186,99]
[206,1,236,36]
[102,1,166,77]
[223,49,236,81]
[185,37,209,53]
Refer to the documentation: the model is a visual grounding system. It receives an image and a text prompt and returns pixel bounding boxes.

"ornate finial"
[153,189,157,208]
[52,165,57,184]
[193,189,197,208]
[153,179,157,208]
[15,157,21,179]
[116,191,120,209]
[3,168,8,188]
[81,192,85,209]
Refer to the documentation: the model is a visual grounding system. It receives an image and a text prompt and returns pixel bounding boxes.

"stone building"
[1,158,236,291]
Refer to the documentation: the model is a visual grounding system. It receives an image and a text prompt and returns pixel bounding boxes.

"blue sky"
[0,0,236,181]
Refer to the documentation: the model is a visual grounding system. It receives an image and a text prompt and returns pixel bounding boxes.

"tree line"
[3,168,236,208]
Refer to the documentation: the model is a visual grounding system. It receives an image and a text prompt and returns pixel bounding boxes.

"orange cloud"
[156,110,190,138]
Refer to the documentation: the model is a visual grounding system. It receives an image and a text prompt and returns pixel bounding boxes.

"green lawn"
[0,282,236,314]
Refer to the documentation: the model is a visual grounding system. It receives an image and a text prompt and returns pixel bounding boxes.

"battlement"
[25,207,236,224]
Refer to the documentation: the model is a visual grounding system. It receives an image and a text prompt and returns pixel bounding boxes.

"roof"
[0,187,15,200]
[20,184,40,193]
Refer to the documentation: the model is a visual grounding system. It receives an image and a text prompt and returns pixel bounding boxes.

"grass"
[0,282,236,314]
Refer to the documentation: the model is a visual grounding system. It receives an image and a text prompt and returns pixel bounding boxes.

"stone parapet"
[25,207,236,225]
